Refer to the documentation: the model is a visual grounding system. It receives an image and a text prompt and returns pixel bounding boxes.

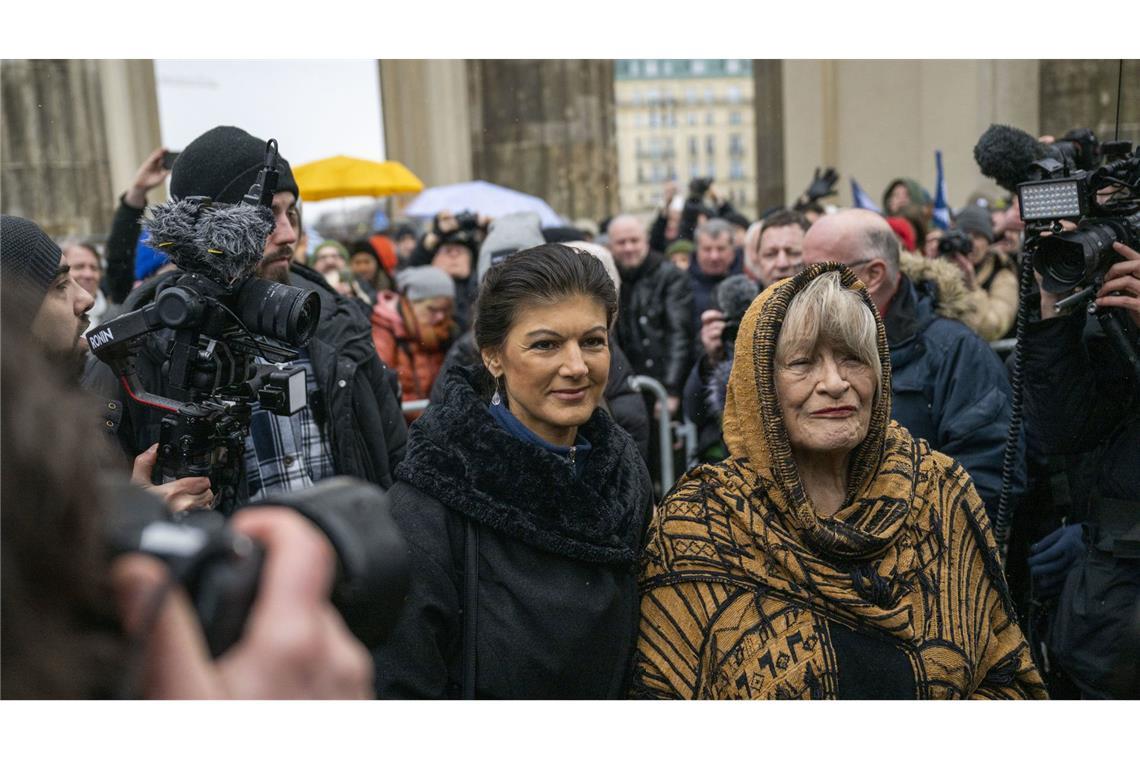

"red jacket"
[371,290,453,421]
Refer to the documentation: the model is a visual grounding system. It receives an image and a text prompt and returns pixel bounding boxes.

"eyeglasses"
[844,258,879,270]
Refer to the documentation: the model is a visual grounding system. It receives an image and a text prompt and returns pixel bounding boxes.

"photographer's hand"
[699,309,727,362]
[131,444,214,512]
[952,253,978,290]
[111,508,373,699]
[124,148,170,210]
[1096,242,1140,327]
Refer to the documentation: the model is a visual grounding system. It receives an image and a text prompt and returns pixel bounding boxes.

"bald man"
[802,210,1021,515]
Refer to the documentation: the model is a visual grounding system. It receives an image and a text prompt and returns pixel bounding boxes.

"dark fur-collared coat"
[372,365,653,699]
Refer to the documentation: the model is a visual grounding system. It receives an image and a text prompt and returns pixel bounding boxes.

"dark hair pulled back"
[473,243,618,395]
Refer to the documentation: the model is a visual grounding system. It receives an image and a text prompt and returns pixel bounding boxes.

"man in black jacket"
[607,214,693,414]
[84,126,407,502]
[1023,240,1140,699]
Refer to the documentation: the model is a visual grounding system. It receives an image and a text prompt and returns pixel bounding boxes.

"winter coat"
[686,247,744,337]
[370,290,454,421]
[964,249,1019,342]
[82,263,408,495]
[372,365,653,699]
[1022,307,1140,698]
[615,250,694,396]
[428,332,651,464]
[890,253,1023,516]
[632,263,1045,699]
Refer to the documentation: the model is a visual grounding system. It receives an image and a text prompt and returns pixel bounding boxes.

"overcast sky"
[155,60,386,221]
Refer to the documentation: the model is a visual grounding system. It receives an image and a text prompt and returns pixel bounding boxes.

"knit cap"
[170,126,299,205]
[955,205,994,243]
[309,239,349,267]
[666,239,695,257]
[397,265,456,302]
[1,215,62,307]
[476,212,545,282]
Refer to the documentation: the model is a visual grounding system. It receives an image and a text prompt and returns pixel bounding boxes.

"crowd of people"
[2,119,1138,701]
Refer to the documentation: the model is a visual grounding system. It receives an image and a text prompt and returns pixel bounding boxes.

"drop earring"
[491,376,502,406]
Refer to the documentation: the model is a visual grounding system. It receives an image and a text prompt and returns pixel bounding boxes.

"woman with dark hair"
[372,244,653,699]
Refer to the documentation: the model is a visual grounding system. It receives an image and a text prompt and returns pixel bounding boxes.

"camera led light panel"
[1019,179,1085,221]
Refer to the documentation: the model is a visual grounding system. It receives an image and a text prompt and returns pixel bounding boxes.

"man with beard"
[84,126,407,504]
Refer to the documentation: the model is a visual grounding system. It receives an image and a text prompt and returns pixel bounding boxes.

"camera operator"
[1,309,372,699]
[1022,240,1140,699]
[950,205,1019,341]
[83,126,407,504]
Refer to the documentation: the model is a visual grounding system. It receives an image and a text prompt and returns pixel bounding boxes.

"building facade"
[614,59,756,218]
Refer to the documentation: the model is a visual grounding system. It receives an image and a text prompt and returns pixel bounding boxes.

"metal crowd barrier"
[989,338,1017,358]
[628,375,674,490]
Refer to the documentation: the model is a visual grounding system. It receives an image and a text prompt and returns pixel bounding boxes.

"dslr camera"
[103,476,410,657]
[938,229,973,258]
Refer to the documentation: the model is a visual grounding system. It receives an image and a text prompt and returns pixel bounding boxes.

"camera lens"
[1035,221,1120,293]
[234,277,321,345]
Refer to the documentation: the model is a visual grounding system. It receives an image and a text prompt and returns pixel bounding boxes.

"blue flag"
[850,178,881,213]
[932,150,951,230]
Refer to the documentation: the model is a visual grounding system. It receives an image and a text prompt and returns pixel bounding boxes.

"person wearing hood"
[632,263,1045,699]
[800,210,1020,517]
[372,265,457,422]
[373,244,653,698]
[430,213,650,463]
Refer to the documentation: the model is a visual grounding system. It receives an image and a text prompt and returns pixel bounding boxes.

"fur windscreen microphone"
[973,124,1048,193]
[145,199,274,286]
[713,274,760,325]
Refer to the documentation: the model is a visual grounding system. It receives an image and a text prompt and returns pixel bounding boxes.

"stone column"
[378,59,474,188]
[466,60,619,222]
[1039,60,1140,148]
[1,59,161,238]
[752,60,785,214]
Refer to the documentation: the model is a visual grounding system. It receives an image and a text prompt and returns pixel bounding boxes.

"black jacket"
[429,332,651,463]
[373,365,653,699]
[82,263,407,495]
[105,196,146,304]
[615,250,693,396]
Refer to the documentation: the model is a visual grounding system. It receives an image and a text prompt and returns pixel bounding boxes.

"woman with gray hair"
[631,263,1046,699]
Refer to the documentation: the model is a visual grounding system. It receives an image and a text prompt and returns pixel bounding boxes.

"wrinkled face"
[32,256,94,355]
[411,296,454,328]
[608,218,649,269]
[886,184,911,214]
[63,245,101,296]
[433,243,472,279]
[483,294,610,447]
[350,252,378,282]
[256,191,299,284]
[753,224,805,286]
[313,244,345,276]
[696,231,734,277]
[775,341,876,460]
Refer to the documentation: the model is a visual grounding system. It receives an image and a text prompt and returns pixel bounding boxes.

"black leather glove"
[803,167,839,202]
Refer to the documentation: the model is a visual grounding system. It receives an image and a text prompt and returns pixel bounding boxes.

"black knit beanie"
[170,126,299,205]
[1,215,62,308]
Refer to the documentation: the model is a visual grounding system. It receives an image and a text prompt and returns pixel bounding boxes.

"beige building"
[614,59,756,217]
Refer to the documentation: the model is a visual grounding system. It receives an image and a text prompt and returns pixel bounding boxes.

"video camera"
[90,139,321,512]
[103,475,410,657]
[1018,139,1140,296]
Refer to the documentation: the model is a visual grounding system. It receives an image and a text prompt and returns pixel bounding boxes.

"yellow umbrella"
[293,155,424,201]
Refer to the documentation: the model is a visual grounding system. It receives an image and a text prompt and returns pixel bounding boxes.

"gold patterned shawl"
[632,263,1045,699]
